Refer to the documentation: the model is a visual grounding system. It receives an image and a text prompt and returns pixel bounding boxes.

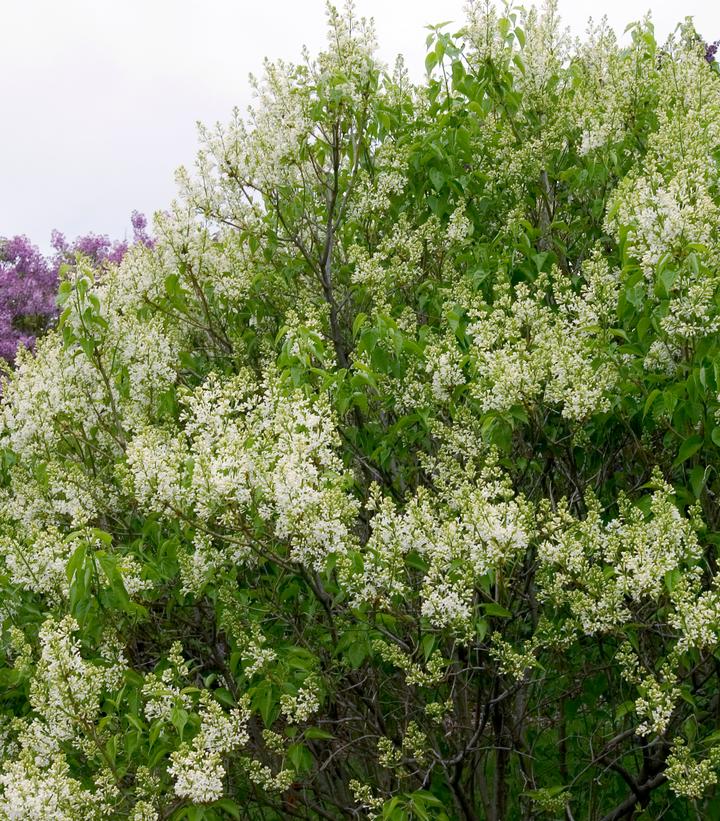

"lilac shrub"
[0,212,152,363]
[51,211,154,268]
[0,236,57,362]
[4,7,720,819]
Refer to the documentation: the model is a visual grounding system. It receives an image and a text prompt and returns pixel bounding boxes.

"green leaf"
[643,389,661,418]
[352,312,368,339]
[689,465,707,499]
[483,603,512,618]
[673,435,703,468]
[475,618,489,642]
[66,543,87,583]
[421,634,436,661]
[287,742,313,773]
[214,688,236,707]
[664,568,681,593]
[304,727,334,740]
[251,681,277,727]
[429,167,445,192]
[125,713,146,733]
[615,700,636,719]
[170,707,189,740]
[658,266,677,296]
[210,799,243,820]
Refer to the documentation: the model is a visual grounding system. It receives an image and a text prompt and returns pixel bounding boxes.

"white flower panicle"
[127,376,358,573]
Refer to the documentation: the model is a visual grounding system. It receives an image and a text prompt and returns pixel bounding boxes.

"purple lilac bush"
[0,236,57,362]
[0,212,152,363]
[50,211,153,268]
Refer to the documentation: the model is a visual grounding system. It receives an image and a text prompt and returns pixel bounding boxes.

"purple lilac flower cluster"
[0,212,152,363]
[50,211,153,268]
[706,40,719,64]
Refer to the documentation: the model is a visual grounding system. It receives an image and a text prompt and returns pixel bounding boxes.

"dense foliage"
[2,2,720,818]
[0,212,152,363]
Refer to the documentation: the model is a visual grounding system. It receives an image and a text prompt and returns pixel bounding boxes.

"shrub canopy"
[2,2,720,819]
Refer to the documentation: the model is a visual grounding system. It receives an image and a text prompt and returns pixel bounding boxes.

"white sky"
[1,0,717,248]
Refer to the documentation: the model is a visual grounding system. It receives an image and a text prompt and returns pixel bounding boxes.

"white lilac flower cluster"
[665,739,720,799]
[372,640,447,687]
[279,679,321,724]
[239,758,296,793]
[127,375,358,576]
[0,236,186,537]
[349,779,385,819]
[0,616,126,818]
[168,693,250,804]
[141,641,192,724]
[538,475,701,634]
[0,753,114,821]
[464,262,618,422]
[343,465,531,636]
[30,616,107,743]
[604,30,720,358]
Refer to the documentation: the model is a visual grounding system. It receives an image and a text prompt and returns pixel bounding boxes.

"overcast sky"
[1,0,717,248]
